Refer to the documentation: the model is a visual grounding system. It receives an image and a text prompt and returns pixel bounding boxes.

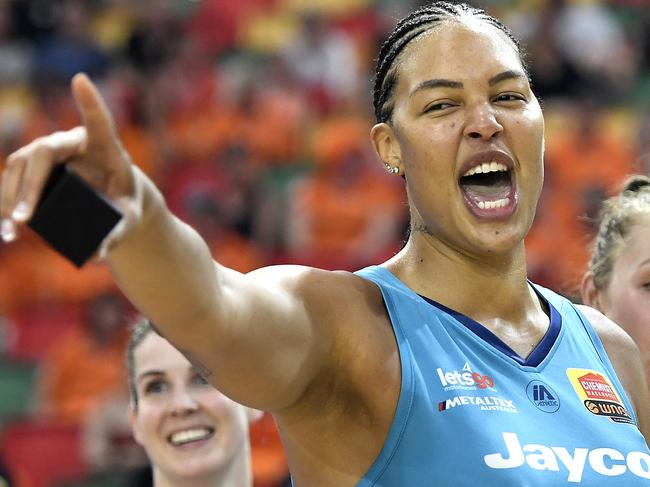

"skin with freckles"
[129,332,258,487]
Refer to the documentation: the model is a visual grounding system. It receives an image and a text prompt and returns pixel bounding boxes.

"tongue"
[460,174,511,202]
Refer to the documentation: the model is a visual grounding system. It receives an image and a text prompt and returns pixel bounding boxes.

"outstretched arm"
[0,74,348,413]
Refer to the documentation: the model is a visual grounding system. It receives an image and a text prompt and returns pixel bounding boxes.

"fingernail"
[12,201,30,222]
[1,219,16,242]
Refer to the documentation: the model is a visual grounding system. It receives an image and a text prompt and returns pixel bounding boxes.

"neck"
[386,234,535,323]
[153,451,252,487]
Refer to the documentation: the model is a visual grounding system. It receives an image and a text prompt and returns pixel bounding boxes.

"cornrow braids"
[588,175,650,290]
[372,1,526,124]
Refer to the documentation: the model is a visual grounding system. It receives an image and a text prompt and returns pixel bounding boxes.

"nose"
[168,389,199,417]
[463,102,503,140]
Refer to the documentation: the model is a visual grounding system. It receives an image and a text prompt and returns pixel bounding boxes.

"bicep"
[180,265,347,412]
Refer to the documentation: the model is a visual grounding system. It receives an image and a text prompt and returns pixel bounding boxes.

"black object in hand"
[28,164,123,267]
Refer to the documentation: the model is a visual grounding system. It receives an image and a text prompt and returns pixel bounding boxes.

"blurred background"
[0,0,648,485]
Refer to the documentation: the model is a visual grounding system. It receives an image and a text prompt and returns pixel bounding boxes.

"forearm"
[106,170,226,348]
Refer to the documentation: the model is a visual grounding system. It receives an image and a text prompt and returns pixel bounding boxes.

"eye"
[143,379,168,395]
[493,93,526,103]
[191,373,209,386]
[423,101,456,113]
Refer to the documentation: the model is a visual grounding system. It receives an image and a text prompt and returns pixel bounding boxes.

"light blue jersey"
[354,266,650,486]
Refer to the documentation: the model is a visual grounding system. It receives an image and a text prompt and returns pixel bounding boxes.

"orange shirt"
[40,328,129,424]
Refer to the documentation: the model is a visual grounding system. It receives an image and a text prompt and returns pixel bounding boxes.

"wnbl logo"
[526,380,560,413]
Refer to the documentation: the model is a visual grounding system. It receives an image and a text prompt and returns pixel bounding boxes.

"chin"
[470,224,527,255]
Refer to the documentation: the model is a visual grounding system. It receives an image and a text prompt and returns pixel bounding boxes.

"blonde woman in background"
[582,175,650,388]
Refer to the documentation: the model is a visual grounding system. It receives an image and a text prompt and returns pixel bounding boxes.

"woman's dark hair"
[372,1,526,124]
[588,175,650,290]
[126,318,155,411]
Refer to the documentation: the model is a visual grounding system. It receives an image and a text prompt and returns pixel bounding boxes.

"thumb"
[71,73,117,152]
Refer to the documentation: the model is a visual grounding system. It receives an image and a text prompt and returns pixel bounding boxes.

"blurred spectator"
[32,0,110,83]
[287,116,405,270]
[185,192,266,274]
[528,101,635,293]
[281,12,361,112]
[37,292,131,424]
[124,0,182,76]
[84,393,148,475]
[552,0,638,103]
[508,0,639,104]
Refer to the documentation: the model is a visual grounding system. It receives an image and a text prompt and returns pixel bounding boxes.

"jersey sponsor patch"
[436,362,495,391]
[484,432,650,482]
[566,368,633,424]
[526,380,560,413]
[438,394,518,414]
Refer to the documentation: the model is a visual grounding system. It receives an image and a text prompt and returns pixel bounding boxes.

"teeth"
[463,161,508,177]
[477,198,510,210]
[169,427,213,446]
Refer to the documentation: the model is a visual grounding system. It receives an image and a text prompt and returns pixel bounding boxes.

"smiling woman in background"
[582,175,650,389]
[126,319,260,487]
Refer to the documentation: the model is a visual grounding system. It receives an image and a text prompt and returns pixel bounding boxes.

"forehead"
[134,332,190,376]
[621,215,650,263]
[396,19,523,90]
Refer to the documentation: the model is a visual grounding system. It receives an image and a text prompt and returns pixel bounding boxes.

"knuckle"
[6,152,24,167]
[32,143,53,160]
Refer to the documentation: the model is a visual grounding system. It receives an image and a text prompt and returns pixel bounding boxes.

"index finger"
[71,73,117,153]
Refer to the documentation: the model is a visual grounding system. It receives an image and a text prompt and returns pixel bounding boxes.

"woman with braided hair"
[582,176,650,392]
[1,2,649,485]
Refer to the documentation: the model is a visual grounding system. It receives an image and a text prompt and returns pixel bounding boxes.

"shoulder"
[576,304,650,432]
[247,265,386,319]
[575,304,638,356]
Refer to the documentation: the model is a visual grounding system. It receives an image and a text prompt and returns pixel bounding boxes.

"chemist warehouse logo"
[566,368,633,424]
[437,363,518,414]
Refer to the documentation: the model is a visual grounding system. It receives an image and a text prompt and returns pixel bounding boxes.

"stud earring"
[385,164,400,175]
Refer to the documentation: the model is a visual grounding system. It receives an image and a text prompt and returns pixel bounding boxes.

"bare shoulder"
[576,304,638,354]
[247,264,386,319]
[577,304,650,437]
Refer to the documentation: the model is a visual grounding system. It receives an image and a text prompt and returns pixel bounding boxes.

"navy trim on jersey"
[417,290,562,367]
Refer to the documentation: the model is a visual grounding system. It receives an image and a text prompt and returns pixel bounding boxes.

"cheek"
[132,408,161,446]
[607,291,650,349]
[401,122,459,170]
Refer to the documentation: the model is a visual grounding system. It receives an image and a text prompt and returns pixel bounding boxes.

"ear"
[580,272,603,310]
[371,122,403,174]
[128,403,144,446]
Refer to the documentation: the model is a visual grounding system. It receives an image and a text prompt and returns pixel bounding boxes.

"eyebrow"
[409,70,527,98]
[638,258,650,268]
[136,370,165,384]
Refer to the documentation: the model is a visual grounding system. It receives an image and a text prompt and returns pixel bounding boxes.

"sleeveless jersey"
[354,265,650,486]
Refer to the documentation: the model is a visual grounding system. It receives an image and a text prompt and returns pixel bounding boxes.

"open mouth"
[168,427,215,447]
[459,161,516,216]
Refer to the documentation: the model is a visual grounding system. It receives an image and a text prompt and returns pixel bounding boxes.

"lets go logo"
[437,363,495,391]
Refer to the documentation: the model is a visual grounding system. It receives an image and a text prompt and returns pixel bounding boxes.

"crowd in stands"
[0,0,648,486]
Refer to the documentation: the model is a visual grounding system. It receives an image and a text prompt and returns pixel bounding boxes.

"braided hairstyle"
[588,175,650,290]
[372,1,526,124]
